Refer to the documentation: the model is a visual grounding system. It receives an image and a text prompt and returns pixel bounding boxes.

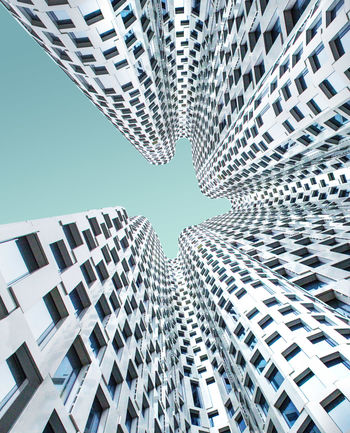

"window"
[208,411,219,427]
[245,375,255,395]
[287,320,310,334]
[0,234,48,284]
[89,326,106,360]
[253,353,267,374]
[226,402,235,418]
[125,405,137,432]
[296,370,325,400]
[236,414,247,432]
[191,381,203,408]
[81,260,97,285]
[301,419,321,433]
[259,315,273,329]
[50,240,73,271]
[95,296,111,325]
[88,217,101,236]
[322,355,350,380]
[257,392,269,417]
[95,260,109,282]
[221,370,232,393]
[310,44,327,71]
[279,395,300,427]
[69,283,90,317]
[84,394,106,433]
[121,4,135,28]
[0,344,42,432]
[284,345,308,370]
[24,289,64,345]
[324,393,350,432]
[190,411,200,426]
[267,367,284,390]
[42,411,67,433]
[0,354,25,411]
[48,10,74,28]
[266,332,284,348]
[246,334,257,350]
[331,24,350,59]
[126,362,137,390]
[83,229,97,251]
[52,342,86,403]
[62,223,83,249]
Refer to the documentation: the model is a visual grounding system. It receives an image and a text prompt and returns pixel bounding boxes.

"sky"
[0,9,229,257]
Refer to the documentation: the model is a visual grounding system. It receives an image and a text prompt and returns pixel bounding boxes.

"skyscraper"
[1,0,350,432]
[0,203,349,433]
[2,0,349,197]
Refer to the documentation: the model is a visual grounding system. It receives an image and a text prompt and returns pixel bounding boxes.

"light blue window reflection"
[268,367,284,390]
[279,396,300,427]
[297,371,325,400]
[52,346,82,403]
[0,240,29,284]
[325,394,350,432]
[85,397,103,433]
[323,356,350,380]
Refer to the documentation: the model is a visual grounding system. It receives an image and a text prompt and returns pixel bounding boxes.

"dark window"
[62,223,83,249]
[50,240,73,271]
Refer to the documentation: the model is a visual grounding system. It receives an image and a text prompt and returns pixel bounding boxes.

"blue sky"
[0,8,229,257]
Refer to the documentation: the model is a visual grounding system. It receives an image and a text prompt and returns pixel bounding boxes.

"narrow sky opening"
[0,11,230,257]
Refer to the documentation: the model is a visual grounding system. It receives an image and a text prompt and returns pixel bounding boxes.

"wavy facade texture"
[1,0,350,432]
[1,0,349,196]
[0,203,349,433]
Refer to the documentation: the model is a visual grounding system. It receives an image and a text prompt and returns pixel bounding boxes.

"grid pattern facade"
[178,210,350,433]
[2,0,349,199]
[0,208,189,433]
[0,204,349,433]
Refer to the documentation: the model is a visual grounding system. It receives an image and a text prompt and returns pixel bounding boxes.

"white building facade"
[0,204,349,433]
[2,0,349,199]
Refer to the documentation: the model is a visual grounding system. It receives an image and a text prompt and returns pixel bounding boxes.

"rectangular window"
[257,392,269,416]
[69,282,90,317]
[85,396,103,433]
[89,326,106,360]
[322,355,350,380]
[253,353,267,374]
[279,396,299,427]
[0,344,42,433]
[0,234,48,284]
[296,370,325,400]
[190,411,200,426]
[236,414,247,432]
[83,229,97,251]
[191,382,203,408]
[268,367,284,390]
[0,354,25,411]
[50,240,73,271]
[24,289,63,344]
[324,393,350,432]
[81,260,97,285]
[62,223,83,249]
[52,343,84,403]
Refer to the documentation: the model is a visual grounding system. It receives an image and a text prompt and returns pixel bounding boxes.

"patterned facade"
[1,0,350,432]
[0,203,349,433]
[2,0,349,199]
[0,208,187,433]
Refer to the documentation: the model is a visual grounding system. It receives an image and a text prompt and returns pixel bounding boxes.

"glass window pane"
[0,240,29,284]
[325,394,350,432]
[0,360,17,408]
[24,298,54,342]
